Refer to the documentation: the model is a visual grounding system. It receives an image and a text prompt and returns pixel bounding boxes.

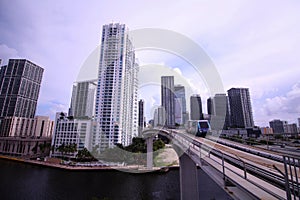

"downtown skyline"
[0,0,300,126]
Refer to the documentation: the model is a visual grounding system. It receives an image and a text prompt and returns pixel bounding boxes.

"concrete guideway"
[143,128,300,200]
[173,133,286,199]
[203,153,287,199]
[178,131,300,200]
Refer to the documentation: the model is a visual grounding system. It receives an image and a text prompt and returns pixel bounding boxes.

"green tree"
[76,148,96,162]
[57,143,66,159]
[153,139,165,151]
[39,143,45,153]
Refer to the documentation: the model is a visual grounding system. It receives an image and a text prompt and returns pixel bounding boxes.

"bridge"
[142,128,300,200]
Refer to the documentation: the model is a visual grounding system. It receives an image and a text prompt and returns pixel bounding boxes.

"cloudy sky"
[0,0,299,126]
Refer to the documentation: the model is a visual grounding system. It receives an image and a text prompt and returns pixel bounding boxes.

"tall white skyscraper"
[94,23,138,151]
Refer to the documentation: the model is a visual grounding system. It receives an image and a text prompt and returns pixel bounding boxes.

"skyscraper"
[207,97,214,115]
[190,94,203,120]
[154,106,166,127]
[269,119,286,133]
[94,23,138,151]
[227,88,254,128]
[0,59,52,157]
[174,85,187,125]
[69,79,97,119]
[138,99,145,135]
[0,59,43,118]
[208,94,231,130]
[161,76,175,127]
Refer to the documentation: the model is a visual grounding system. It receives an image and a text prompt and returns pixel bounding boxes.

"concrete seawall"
[0,155,179,172]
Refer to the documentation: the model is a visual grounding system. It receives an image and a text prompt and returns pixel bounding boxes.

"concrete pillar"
[9,142,14,153]
[146,136,153,170]
[179,153,199,200]
[25,142,30,155]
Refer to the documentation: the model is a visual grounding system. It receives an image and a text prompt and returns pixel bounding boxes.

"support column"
[9,142,14,153]
[180,153,199,200]
[146,136,153,170]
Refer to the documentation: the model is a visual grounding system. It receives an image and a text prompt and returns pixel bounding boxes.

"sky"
[0,0,300,127]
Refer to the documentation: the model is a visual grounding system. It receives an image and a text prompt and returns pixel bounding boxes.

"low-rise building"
[220,129,248,138]
[0,116,53,158]
[50,112,92,159]
[0,116,53,137]
[283,123,298,136]
[260,127,274,135]
[0,136,51,158]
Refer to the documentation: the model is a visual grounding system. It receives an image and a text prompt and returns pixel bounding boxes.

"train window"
[199,122,209,128]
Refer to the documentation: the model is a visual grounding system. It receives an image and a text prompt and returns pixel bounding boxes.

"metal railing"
[206,148,285,199]
[283,155,300,200]
[161,129,300,200]
[172,131,298,199]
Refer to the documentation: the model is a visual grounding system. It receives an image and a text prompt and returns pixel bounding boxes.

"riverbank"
[0,155,179,172]
[0,158,182,200]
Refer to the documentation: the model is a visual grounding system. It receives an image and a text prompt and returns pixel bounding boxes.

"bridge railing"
[205,147,285,200]
[282,155,300,200]
[172,130,298,200]
[149,129,299,199]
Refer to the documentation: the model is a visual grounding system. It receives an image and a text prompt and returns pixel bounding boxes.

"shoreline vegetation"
[0,138,180,173]
[0,154,179,173]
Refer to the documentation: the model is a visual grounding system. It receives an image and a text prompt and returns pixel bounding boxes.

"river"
[0,159,232,200]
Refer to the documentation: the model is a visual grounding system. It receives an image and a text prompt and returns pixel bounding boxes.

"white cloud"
[36,101,69,119]
[258,82,300,124]
[1,0,300,125]
[0,44,19,64]
[173,67,182,76]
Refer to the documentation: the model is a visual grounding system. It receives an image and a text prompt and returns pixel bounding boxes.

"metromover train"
[185,120,211,137]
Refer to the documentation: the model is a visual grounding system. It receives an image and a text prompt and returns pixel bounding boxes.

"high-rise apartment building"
[174,85,187,125]
[190,94,203,120]
[0,59,43,118]
[161,76,175,127]
[94,23,138,151]
[70,79,97,119]
[227,88,254,128]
